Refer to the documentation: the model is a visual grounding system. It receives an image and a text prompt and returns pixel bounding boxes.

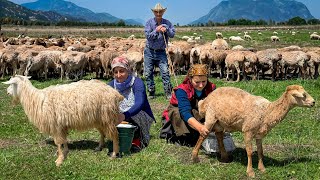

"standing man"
[144,3,175,99]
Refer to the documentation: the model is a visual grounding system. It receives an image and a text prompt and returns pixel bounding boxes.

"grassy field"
[0,75,319,180]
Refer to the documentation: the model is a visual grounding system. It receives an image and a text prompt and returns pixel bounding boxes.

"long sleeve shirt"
[175,89,205,123]
[108,77,155,120]
[144,17,175,50]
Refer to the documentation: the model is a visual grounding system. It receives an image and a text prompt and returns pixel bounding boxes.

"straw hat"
[151,3,167,12]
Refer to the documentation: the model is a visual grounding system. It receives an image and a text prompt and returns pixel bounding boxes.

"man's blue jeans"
[144,48,172,94]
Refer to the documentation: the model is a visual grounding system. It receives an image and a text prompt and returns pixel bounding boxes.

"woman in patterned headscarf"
[108,56,155,152]
[160,64,216,146]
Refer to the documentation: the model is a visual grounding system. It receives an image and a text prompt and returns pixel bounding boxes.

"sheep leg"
[55,143,64,167]
[226,66,230,81]
[94,128,105,151]
[235,63,241,82]
[215,131,229,162]
[110,128,119,158]
[256,139,266,173]
[244,132,255,178]
[191,135,207,163]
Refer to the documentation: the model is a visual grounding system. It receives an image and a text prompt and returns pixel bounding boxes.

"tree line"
[187,17,320,27]
[0,18,141,27]
[0,16,319,28]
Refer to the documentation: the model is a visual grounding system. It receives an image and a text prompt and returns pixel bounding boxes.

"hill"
[0,0,79,22]
[21,0,142,25]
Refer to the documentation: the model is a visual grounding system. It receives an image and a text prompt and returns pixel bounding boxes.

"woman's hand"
[187,117,210,137]
[198,124,209,137]
[117,113,125,125]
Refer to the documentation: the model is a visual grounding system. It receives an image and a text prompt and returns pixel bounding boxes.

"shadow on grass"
[45,139,100,150]
[208,147,312,168]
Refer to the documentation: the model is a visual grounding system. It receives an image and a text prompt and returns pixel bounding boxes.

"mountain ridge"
[191,0,315,24]
[21,0,142,25]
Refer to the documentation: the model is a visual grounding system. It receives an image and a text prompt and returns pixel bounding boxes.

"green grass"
[0,75,319,179]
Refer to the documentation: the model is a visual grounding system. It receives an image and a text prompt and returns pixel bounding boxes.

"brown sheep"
[192,85,315,178]
[278,51,310,80]
[256,49,282,81]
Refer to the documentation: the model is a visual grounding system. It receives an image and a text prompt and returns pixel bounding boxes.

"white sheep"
[211,39,229,50]
[244,34,252,40]
[271,35,280,42]
[3,75,124,166]
[310,33,320,40]
[192,85,315,178]
[229,36,244,41]
[215,32,223,39]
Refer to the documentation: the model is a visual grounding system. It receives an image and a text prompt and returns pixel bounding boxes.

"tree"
[287,16,307,25]
[307,18,320,25]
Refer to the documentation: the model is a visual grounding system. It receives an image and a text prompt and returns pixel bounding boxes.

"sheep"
[306,51,320,79]
[244,34,252,41]
[0,48,19,78]
[271,35,280,42]
[121,51,144,77]
[278,51,310,80]
[3,75,124,166]
[192,85,315,178]
[256,49,282,81]
[181,35,190,40]
[211,39,229,50]
[229,36,244,41]
[100,50,120,79]
[310,33,320,40]
[86,49,104,78]
[225,51,257,81]
[60,51,88,80]
[215,32,223,39]
[207,49,230,79]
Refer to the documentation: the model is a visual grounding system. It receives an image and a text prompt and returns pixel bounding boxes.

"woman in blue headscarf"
[108,56,155,151]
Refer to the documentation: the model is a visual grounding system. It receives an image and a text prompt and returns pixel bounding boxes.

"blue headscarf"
[114,75,133,96]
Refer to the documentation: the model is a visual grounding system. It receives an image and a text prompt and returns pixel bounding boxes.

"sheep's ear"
[198,100,204,108]
[26,76,32,79]
[2,78,18,85]
[291,90,304,98]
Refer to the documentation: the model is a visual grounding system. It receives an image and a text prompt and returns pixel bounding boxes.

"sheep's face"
[287,85,315,108]
[3,78,19,105]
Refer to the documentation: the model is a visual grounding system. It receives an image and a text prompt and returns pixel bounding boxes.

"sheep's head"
[286,85,315,108]
[2,75,31,105]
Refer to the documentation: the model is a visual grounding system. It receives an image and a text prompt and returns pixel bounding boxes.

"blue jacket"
[108,77,155,121]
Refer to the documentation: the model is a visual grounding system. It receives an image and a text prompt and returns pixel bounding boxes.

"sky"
[9,0,320,25]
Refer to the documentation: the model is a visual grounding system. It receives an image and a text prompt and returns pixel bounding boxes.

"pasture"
[0,26,320,179]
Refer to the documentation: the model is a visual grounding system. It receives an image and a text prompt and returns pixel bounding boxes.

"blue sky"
[9,0,320,25]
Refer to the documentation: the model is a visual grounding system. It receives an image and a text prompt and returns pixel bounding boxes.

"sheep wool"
[192,85,315,178]
[3,75,124,166]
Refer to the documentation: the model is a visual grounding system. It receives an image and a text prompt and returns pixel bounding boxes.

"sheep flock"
[0,29,319,82]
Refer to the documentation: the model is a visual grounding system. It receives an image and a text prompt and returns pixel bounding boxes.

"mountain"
[0,0,79,22]
[191,0,315,24]
[21,0,142,25]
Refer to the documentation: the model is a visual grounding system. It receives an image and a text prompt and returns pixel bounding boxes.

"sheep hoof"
[55,158,63,167]
[247,171,255,178]
[109,152,121,159]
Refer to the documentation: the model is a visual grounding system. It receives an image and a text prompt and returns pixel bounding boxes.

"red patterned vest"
[162,77,216,121]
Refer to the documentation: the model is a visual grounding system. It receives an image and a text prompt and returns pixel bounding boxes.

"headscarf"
[111,56,130,71]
